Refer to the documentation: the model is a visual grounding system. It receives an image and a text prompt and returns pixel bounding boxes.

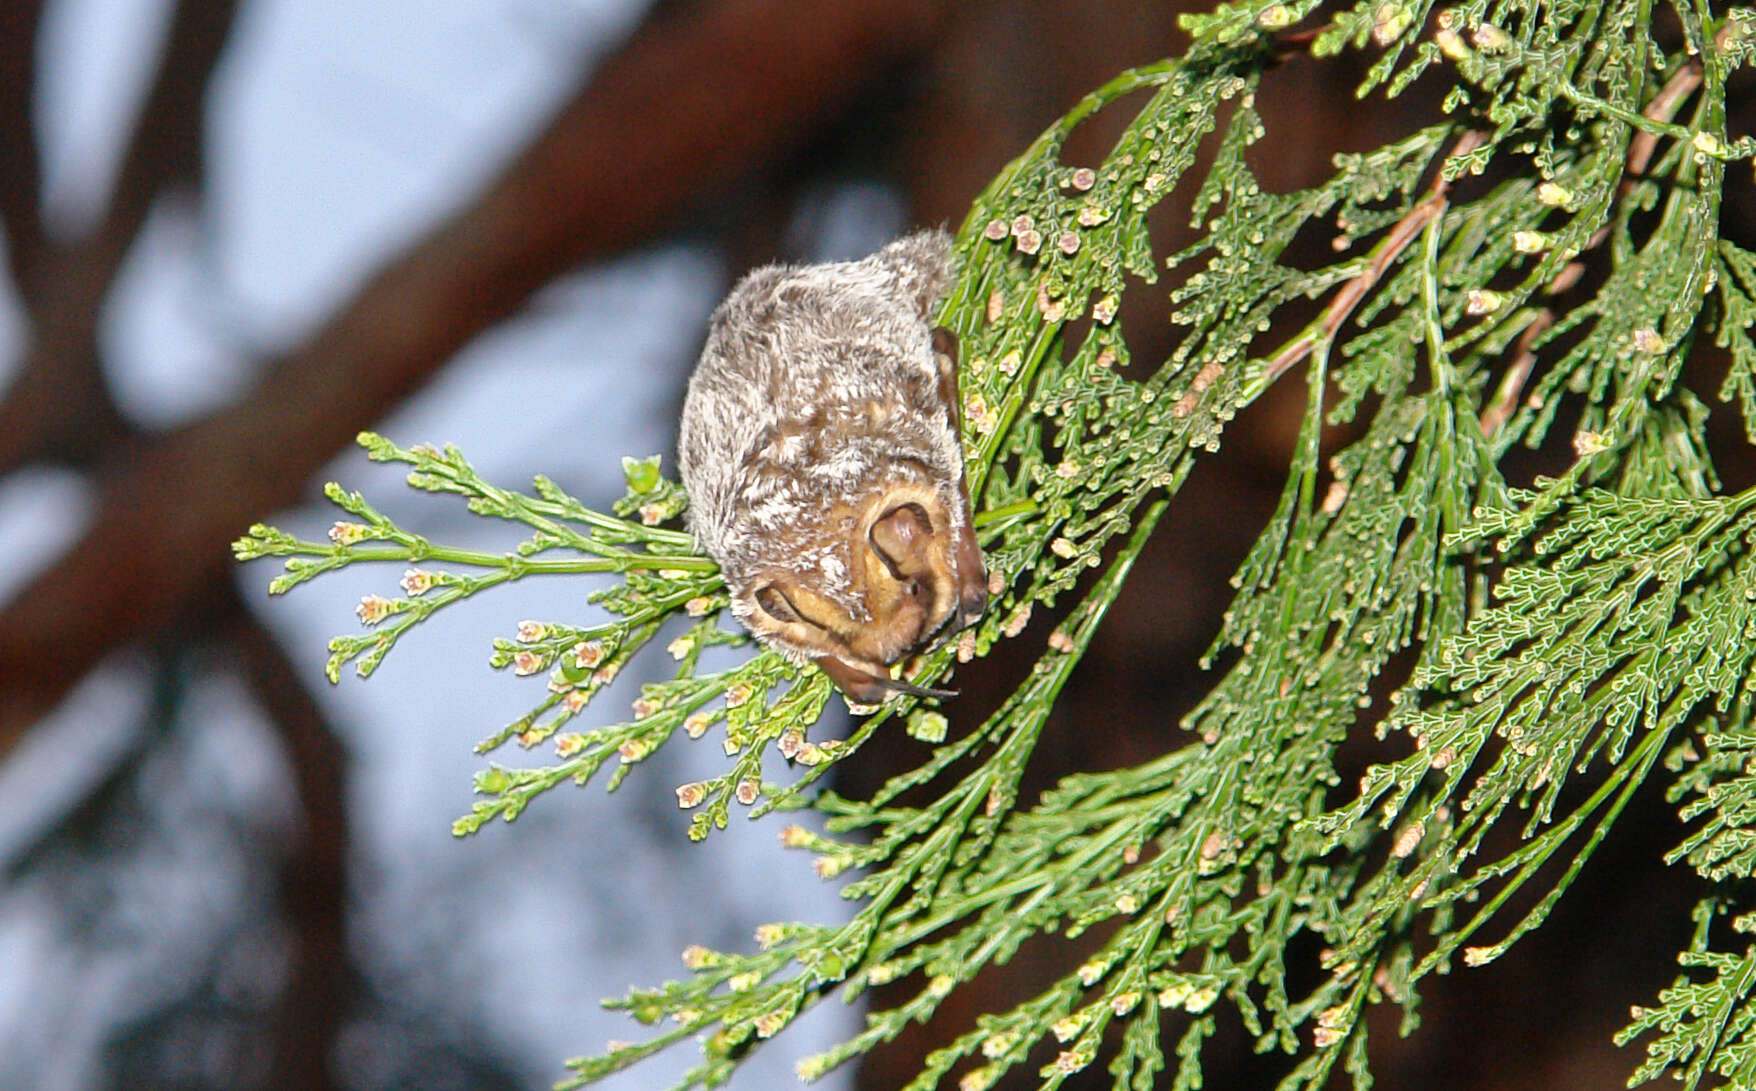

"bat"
[678,230,987,703]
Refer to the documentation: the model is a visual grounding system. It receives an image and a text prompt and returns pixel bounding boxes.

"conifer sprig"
[237,1,1756,1085]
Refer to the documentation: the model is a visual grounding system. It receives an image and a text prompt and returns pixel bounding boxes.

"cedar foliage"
[235,0,1756,1085]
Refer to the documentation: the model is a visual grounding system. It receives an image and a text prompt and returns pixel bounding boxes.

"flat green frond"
[1619,904,1756,1088]
[1670,728,1756,884]
[1715,242,1756,444]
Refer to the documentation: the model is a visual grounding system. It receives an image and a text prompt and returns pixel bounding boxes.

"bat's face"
[738,480,987,703]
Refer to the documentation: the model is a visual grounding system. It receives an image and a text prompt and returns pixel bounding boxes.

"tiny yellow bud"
[618,739,650,763]
[329,521,370,546]
[1572,429,1611,457]
[1372,2,1413,45]
[959,1066,997,1091]
[355,594,393,626]
[1536,181,1571,207]
[1077,204,1110,227]
[1470,23,1509,50]
[1465,289,1503,316]
[813,855,846,879]
[754,1009,789,1038]
[554,732,586,759]
[1256,4,1295,29]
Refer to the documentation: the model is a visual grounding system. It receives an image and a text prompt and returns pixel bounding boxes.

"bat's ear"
[868,501,934,581]
[931,327,958,383]
[875,229,953,318]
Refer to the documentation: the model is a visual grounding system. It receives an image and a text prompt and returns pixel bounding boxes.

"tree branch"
[1478,60,1704,438]
[227,596,348,1091]
[1255,129,1486,392]
[0,0,50,289]
[0,0,241,473]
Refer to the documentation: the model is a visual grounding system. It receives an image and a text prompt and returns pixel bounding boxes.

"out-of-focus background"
[0,1,1731,1088]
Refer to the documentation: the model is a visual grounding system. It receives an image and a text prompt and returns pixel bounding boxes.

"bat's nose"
[953,523,988,630]
[957,580,987,630]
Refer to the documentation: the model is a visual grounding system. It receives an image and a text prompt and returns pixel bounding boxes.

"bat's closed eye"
[755,584,807,626]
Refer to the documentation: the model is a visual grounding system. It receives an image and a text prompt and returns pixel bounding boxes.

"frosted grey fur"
[678,229,963,661]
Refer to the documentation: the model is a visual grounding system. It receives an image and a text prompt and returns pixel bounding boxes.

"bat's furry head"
[679,230,986,702]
